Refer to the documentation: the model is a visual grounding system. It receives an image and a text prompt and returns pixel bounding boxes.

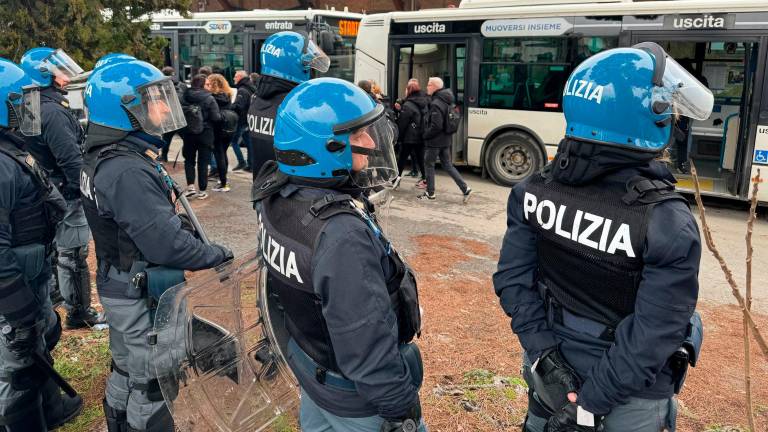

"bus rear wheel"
[484,131,543,186]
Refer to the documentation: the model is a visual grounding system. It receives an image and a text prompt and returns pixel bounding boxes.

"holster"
[669,311,703,394]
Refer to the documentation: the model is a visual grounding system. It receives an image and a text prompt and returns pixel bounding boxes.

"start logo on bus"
[205,20,232,34]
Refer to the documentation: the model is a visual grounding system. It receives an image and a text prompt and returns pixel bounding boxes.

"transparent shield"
[304,39,331,73]
[125,79,187,137]
[17,88,41,136]
[348,115,398,188]
[152,250,299,432]
[652,57,714,121]
[366,187,393,234]
[44,49,84,79]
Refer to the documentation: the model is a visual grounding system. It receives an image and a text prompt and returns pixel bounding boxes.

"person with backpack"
[159,66,187,163]
[180,74,220,200]
[419,77,472,203]
[393,79,429,189]
[230,70,256,172]
[205,73,237,192]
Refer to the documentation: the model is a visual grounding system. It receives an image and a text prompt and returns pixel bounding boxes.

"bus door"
[246,34,266,75]
[632,34,762,198]
[390,40,470,164]
[154,31,179,73]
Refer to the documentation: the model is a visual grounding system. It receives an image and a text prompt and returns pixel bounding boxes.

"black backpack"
[181,94,204,135]
[220,109,239,135]
[444,103,461,134]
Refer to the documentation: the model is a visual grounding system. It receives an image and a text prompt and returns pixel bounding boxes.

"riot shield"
[152,250,299,431]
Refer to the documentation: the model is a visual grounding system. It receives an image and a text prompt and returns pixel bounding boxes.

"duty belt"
[287,338,356,391]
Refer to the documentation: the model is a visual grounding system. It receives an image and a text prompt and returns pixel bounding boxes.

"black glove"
[380,401,421,432]
[531,347,581,413]
[212,243,234,264]
[3,322,40,358]
[547,402,602,432]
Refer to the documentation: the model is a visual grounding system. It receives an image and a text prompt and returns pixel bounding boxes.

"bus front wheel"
[484,131,543,187]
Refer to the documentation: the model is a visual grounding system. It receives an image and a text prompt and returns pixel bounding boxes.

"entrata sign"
[482,18,572,37]
[663,14,735,30]
[205,20,232,34]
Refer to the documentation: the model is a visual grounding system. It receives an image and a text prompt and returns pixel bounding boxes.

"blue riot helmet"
[274,77,398,188]
[260,31,330,83]
[0,58,42,136]
[563,42,713,151]
[84,60,186,137]
[20,47,84,88]
[93,53,136,71]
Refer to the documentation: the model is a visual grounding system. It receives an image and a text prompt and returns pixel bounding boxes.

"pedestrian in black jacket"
[206,74,235,192]
[159,67,186,162]
[181,74,220,200]
[419,77,472,203]
[394,79,429,187]
[230,70,256,171]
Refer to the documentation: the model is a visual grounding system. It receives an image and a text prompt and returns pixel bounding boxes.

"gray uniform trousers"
[55,199,92,313]
[101,295,166,430]
[0,266,59,422]
[521,354,677,432]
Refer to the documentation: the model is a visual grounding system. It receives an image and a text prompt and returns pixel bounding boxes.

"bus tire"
[484,131,543,187]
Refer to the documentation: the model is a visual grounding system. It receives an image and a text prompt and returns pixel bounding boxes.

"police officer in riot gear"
[252,78,425,432]
[248,30,329,177]
[493,43,711,432]
[0,58,84,431]
[19,47,102,328]
[81,59,233,432]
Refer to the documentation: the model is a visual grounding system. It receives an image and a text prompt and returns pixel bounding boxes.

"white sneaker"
[196,191,209,200]
[463,188,473,204]
[392,176,402,190]
[184,185,197,197]
[213,183,231,192]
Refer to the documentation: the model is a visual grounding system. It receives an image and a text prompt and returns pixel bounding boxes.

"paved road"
[170,139,768,313]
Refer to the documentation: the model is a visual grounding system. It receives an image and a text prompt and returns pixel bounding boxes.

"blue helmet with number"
[84,60,186,137]
[274,77,397,188]
[20,47,83,88]
[93,53,136,71]
[563,42,714,152]
[0,58,42,136]
[260,31,330,83]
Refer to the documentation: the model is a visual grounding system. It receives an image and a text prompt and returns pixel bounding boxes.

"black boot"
[42,378,83,430]
[1,392,47,432]
[66,307,106,329]
[103,399,128,432]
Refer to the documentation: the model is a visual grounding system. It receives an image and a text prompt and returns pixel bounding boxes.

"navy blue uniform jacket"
[493,163,701,415]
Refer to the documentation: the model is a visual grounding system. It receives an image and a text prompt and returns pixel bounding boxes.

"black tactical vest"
[0,138,66,248]
[257,190,421,374]
[525,173,685,328]
[81,141,173,272]
[247,93,287,174]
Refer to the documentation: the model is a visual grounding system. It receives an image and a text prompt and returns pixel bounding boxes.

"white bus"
[355,0,768,201]
[151,8,363,84]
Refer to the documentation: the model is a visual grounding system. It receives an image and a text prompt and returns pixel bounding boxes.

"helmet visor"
[43,49,84,80]
[346,114,397,188]
[125,79,187,137]
[304,39,330,73]
[652,57,714,121]
[9,87,41,136]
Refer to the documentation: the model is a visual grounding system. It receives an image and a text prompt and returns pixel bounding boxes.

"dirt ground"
[61,143,768,431]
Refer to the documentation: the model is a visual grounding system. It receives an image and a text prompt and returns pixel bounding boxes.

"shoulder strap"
[622,176,688,206]
[302,193,392,253]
